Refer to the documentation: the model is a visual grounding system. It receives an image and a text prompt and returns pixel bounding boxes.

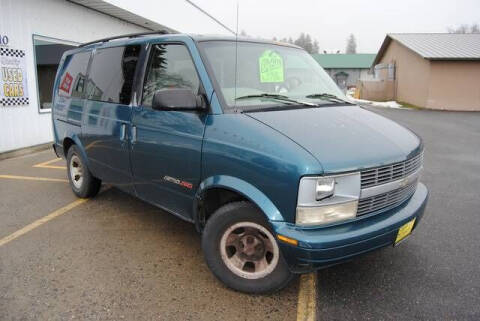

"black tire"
[66,145,101,198]
[202,201,294,294]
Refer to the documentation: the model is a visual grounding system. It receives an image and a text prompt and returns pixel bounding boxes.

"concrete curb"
[0,143,53,161]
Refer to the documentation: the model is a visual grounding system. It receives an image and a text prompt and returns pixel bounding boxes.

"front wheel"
[66,145,101,198]
[202,201,293,294]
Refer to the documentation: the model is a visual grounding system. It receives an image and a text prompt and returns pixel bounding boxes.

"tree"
[312,40,319,54]
[346,34,357,54]
[447,23,480,33]
[272,33,320,53]
[294,33,306,48]
[293,33,319,53]
[304,34,313,54]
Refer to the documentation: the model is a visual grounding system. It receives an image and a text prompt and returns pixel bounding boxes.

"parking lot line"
[32,158,66,170]
[0,174,68,183]
[296,272,317,321]
[0,198,88,247]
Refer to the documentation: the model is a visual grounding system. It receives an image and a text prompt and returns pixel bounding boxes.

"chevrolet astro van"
[52,31,428,294]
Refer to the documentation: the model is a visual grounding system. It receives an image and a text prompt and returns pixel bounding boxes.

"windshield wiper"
[305,93,353,104]
[235,93,317,106]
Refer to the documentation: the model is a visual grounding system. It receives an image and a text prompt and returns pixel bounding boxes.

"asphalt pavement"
[316,106,480,320]
[0,152,298,321]
[0,106,479,320]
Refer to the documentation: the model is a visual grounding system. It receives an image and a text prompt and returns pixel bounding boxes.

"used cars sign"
[0,35,29,107]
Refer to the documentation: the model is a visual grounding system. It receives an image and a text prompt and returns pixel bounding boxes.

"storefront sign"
[0,35,29,107]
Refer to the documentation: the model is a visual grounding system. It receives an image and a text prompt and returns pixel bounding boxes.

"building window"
[33,35,78,112]
[334,71,349,89]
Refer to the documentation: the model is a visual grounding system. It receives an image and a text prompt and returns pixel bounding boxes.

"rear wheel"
[202,201,293,293]
[66,145,101,198]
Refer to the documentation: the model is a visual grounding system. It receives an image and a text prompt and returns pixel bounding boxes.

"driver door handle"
[131,125,137,144]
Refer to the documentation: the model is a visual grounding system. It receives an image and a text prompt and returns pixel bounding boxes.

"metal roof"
[373,33,480,65]
[67,0,176,32]
[311,54,376,69]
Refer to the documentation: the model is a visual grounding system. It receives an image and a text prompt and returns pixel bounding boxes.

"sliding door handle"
[119,123,127,141]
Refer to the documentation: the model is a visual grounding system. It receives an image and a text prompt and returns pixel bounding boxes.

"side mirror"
[151,88,204,111]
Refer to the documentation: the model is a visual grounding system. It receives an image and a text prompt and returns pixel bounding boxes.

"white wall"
[0,0,147,153]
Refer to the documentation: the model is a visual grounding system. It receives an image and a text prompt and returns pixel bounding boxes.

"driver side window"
[142,44,200,107]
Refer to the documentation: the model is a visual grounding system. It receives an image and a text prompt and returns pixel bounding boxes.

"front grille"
[360,152,423,189]
[357,179,418,216]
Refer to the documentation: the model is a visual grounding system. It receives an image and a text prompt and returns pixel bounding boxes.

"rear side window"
[57,51,91,98]
[87,45,141,104]
[142,44,200,106]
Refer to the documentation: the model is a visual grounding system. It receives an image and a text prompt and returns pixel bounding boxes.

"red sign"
[59,72,73,94]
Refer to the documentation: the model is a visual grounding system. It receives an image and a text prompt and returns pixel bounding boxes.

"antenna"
[234,1,239,111]
[184,0,236,35]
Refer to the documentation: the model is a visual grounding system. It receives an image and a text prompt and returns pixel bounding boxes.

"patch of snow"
[346,92,408,109]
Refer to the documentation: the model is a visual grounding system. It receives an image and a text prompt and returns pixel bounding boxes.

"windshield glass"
[199,40,347,111]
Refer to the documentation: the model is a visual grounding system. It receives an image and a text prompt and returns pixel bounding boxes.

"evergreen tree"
[447,23,480,33]
[346,34,357,54]
[312,40,319,54]
[304,34,313,53]
[269,34,320,53]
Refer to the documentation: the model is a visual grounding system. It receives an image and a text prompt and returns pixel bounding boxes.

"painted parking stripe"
[0,198,87,247]
[0,186,110,248]
[297,272,317,321]
[32,158,66,170]
[0,174,68,183]
[2,170,319,318]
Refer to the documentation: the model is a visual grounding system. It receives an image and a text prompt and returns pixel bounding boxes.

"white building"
[0,0,231,154]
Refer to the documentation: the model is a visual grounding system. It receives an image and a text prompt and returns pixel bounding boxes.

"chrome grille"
[361,152,423,189]
[357,179,418,216]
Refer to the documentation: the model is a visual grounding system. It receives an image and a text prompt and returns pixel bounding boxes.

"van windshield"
[199,41,347,112]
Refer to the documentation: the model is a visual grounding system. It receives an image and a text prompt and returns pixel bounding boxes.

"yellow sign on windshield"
[259,50,284,83]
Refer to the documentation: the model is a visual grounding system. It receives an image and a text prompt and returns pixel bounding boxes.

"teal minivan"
[52,31,428,293]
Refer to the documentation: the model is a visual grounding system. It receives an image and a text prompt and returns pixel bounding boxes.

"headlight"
[296,201,358,225]
[296,173,361,226]
[316,177,335,200]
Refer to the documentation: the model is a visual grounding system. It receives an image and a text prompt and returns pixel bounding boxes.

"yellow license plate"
[395,218,416,245]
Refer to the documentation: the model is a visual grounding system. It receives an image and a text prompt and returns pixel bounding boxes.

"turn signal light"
[277,234,298,246]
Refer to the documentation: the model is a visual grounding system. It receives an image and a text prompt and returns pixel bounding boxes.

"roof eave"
[372,35,392,67]
[427,57,480,61]
[67,0,177,33]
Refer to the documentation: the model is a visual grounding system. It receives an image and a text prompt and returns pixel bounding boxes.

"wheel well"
[199,188,248,229]
[63,138,75,157]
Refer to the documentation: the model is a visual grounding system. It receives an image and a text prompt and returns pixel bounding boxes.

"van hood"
[245,106,422,173]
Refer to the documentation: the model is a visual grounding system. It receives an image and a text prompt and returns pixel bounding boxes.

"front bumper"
[272,182,429,273]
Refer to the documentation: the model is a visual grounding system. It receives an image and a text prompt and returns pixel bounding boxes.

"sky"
[107,0,480,53]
